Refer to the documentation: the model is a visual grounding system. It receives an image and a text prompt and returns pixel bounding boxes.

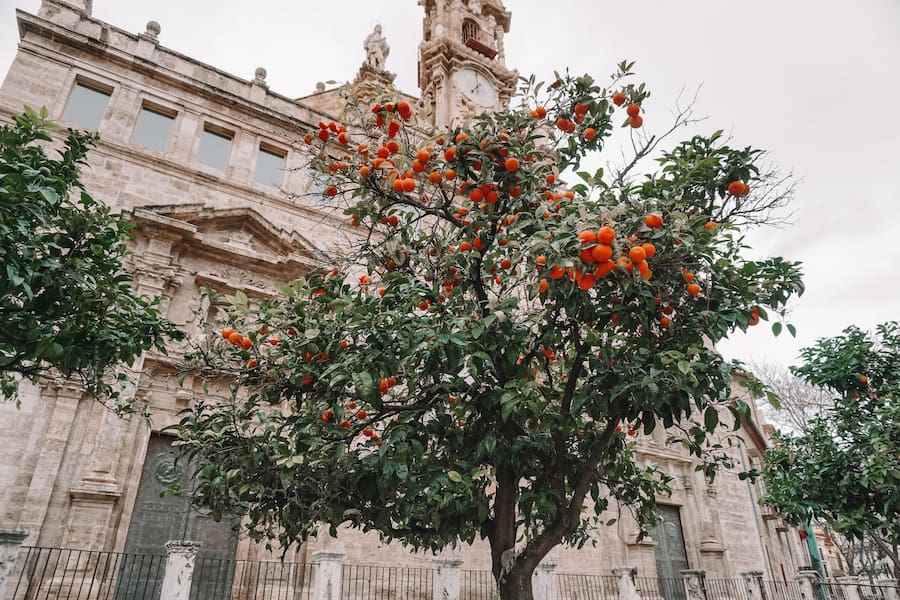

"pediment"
[128,203,324,278]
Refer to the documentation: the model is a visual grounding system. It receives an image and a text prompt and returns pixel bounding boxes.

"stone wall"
[0,0,808,581]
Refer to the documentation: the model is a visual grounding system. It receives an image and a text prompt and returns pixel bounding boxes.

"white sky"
[1,0,898,371]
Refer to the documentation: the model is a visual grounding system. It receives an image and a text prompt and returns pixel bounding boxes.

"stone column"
[16,383,84,541]
[613,566,642,600]
[797,569,820,600]
[874,579,899,600]
[312,550,344,600]
[0,530,28,599]
[433,557,463,600]
[681,569,708,600]
[533,562,557,600]
[160,541,201,600]
[740,571,765,600]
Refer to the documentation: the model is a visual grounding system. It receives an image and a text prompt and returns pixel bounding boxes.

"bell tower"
[418,0,518,127]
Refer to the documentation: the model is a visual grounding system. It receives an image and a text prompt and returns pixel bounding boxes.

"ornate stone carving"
[364,25,390,72]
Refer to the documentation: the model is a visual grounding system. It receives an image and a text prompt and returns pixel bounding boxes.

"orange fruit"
[221,327,234,340]
[612,92,626,106]
[444,168,457,180]
[597,226,615,244]
[683,271,695,282]
[416,149,430,162]
[594,260,616,278]
[641,243,656,258]
[240,336,252,350]
[644,213,663,228]
[727,181,744,196]
[444,147,457,162]
[469,188,484,202]
[578,274,596,290]
[402,178,416,192]
[500,258,512,270]
[392,179,405,193]
[428,171,442,184]
[455,132,468,144]
[246,358,258,368]
[629,115,643,128]
[704,221,716,230]
[578,230,598,244]
[360,166,371,178]
[629,246,647,264]
[459,242,472,252]
[228,331,242,345]
[584,128,596,141]
[505,157,520,172]
[858,375,868,384]
[626,104,641,117]
[660,317,670,328]
[549,265,566,279]
[592,244,613,262]
[379,379,389,394]
[539,278,549,293]
[687,283,701,296]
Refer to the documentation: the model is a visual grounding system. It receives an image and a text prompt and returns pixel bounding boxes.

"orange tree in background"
[174,64,803,599]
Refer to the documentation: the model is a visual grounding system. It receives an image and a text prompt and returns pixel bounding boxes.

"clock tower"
[418,0,518,127]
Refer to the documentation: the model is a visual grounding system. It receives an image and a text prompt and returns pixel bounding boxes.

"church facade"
[0,0,808,587]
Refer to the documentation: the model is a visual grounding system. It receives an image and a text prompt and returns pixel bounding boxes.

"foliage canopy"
[174,66,802,598]
[0,107,182,406]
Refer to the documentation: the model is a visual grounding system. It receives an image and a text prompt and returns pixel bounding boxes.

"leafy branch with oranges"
[174,65,803,599]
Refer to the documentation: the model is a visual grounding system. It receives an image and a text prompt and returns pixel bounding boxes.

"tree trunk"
[498,566,534,600]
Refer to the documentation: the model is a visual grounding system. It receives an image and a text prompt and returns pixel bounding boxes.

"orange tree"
[174,65,802,599]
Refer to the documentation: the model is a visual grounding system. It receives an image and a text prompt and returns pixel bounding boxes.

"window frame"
[196,122,235,172]
[130,101,177,153]
[253,142,288,188]
[61,77,114,131]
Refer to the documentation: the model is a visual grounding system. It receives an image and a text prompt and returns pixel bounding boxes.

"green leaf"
[447,471,463,483]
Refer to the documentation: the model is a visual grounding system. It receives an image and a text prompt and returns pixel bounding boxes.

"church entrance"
[651,504,689,600]
[118,433,239,599]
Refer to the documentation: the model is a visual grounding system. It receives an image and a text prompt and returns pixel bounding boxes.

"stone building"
[0,0,810,591]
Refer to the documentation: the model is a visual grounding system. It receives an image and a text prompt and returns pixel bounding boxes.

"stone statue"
[364,25,389,71]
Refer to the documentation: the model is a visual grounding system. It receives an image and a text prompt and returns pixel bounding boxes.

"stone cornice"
[14,9,354,132]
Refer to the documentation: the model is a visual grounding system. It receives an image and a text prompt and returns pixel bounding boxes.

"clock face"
[453,68,499,108]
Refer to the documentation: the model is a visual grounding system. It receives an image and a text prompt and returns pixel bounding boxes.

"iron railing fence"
[857,582,888,600]
[4,546,166,600]
[191,556,315,600]
[705,578,750,600]
[460,570,497,600]
[339,563,434,599]
[556,573,617,600]
[764,580,805,600]
[637,576,688,600]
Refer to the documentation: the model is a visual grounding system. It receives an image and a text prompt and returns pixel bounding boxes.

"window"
[197,126,233,170]
[131,105,175,152]
[63,82,111,130]
[462,19,480,43]
[254,146,285,187]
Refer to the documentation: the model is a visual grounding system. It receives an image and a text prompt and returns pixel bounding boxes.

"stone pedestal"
[533,562,557,600]
[312,550,344,600]
[160,541,201,600]
[740,571,766,600]
[681,569,708,600]
[0,530,28,599]
[433,557,463,600]
[613,566,642,600]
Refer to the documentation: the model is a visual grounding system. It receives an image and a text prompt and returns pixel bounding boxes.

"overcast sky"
[1,0,898,371]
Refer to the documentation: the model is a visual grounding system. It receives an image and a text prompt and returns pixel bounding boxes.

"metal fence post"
[874,579,899,600]
[533,562,557,600]
[681,569,708,600]
[613,566,642,600]
[160,541,202,600]
[740,571,766,600]
[432,557,463,600]
[797,569,820,600]
[312,550,344,600]
[0,530,27,598]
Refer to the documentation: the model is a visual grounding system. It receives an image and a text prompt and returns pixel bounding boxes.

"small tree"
[0,107,183,407]
[763,322,900,578]
[174,66,802,599]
